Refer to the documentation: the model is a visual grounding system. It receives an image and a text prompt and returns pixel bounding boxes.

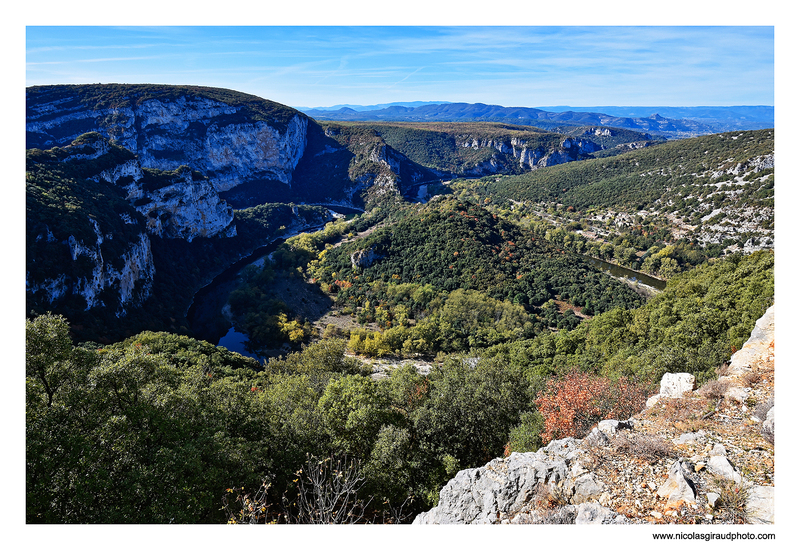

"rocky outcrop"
[100,164,236,242]
[355,144,409,201]
[656,459,698,507]
[646,372,697,407]
[26,218,155,317]
[710,153,774,180]
[78,133,236,242]
[585,127,614,137]
[414,305,775,525]
[456,135,600,174]
[721,305,774,384]
[203,117,307,191]
[368,144,402,175]
[413,434,629,525]
[350,246,383,269]
[27,133,236,315]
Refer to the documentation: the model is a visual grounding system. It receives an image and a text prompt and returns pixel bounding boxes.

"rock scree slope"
[414,305,775,525]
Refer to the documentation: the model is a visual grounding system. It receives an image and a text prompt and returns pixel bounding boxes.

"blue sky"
[26,25,774,109]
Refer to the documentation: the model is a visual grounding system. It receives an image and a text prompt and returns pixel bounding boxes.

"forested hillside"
[483,129,773,212]
[222,197,646,358]
[26,249,773,523]
[318,199,641,352]
[449,129,773,279]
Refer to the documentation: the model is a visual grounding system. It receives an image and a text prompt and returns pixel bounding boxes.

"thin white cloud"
[25,26,773,107]
[27,56,164,65]
[26,43,174,54]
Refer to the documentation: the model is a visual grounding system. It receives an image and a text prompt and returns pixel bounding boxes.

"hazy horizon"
[299,101,775,111]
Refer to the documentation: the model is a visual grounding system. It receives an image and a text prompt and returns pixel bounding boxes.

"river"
[579,254,667,291]
[186,232,297,360]
[186,206,362,360]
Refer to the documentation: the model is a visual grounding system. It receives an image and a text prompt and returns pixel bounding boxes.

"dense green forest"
[313,198,643,354]
[226,197,647,357]
[313,198,639,306]
[26,249,773,523]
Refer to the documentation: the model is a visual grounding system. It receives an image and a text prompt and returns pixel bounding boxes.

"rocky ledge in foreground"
[414,305,774,525]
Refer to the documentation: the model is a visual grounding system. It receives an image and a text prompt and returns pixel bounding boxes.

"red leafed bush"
[535,370,653,444]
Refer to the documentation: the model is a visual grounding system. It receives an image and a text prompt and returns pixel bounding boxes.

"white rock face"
[517,147,544,168]
[108,232,156,312]
[69,222,156,313]
[28,133,235,316]
[657,460,697,505]
[724,305,774,378]
[88,138,236,242]
[456,135,597,173]
[350,246,383,269]
[413,441,573,524]
[747,485,774,524]
[596,419,632,436]
[26,273,69,304]
[646,372,696,407]
[204,116,308,191]
[659,373,696,398]
[132,167,236,241]
[368,144,401,175]
[707,455,743,484]
[27,217,156,315]
[27,93,309,194]
[94,159,145,200]
[413,437,628,525]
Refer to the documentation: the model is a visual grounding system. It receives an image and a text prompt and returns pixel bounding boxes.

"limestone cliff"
[26,133,237,316]
[26,201,156,318]
[27,84,308,196]
[95,158,236,242]
[457,135,600,174]
[27,85,424,209]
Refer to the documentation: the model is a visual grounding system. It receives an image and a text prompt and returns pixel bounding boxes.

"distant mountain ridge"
[296,101,452,112]
[537,105,774,132]
[301,103,773,138]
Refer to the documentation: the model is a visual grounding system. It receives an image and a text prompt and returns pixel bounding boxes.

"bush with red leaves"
[535,370,653,444]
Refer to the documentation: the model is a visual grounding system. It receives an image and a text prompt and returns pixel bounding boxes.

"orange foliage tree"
[534,370,653,444]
